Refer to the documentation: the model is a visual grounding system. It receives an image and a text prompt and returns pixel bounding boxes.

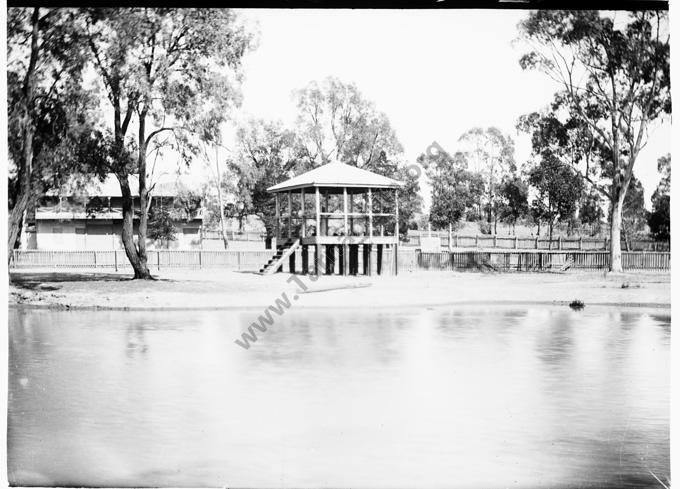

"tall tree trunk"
[8,159,33,263]
[214,146,229,249]
[7,7,40,264]
[136,110,151,277]
[610,195,624,272]
[117,173,151,278]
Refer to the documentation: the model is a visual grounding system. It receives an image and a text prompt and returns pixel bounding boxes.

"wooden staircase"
[259,239,301,275]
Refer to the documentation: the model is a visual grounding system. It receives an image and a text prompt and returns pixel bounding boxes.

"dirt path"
[8,268,670,311]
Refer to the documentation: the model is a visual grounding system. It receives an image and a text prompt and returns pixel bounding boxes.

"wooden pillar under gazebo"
[259,160,403,276]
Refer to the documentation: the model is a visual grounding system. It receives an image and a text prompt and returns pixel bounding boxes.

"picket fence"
[406,232,669,252]
[10,249,670,272]
[415,251,669,271]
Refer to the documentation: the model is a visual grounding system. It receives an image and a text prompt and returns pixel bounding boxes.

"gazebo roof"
[267,161,403,193]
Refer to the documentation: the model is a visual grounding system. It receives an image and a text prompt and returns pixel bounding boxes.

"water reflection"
[8,306,670,488]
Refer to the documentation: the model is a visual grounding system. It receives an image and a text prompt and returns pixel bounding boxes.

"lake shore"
[8,268,671,311]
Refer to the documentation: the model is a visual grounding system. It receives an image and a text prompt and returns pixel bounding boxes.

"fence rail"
[10,249,670,272]
[10,250,273,271]
[406,232,669,252]
[417,251,670,271]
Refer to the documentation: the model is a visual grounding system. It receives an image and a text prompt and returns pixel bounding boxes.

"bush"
[479,222,493,235]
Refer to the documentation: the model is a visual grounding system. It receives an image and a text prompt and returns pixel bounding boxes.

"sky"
[227,9,671,210]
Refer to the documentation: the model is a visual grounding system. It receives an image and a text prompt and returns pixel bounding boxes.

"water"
[8,306,670,488]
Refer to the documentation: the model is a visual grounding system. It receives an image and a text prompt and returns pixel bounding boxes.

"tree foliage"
[648,154,670,240]
[292,76,403,171]
[420,149,483,229]
[518,9,670,271]
[528,155,584,239]
[498,176,529,232]
[6,7,104,259]
[227,119,297,237]
[81,8,254,277]
[147,205,178,245]
[458,127,516,227]
[578,189,605,235]
[618,175,647,246]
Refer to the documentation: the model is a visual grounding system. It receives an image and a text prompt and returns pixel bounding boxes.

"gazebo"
[259,161,403,276]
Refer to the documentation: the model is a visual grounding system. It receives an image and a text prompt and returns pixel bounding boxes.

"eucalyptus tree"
[458,127,516,232]
[227,119,298,239]
[518,10,670,271]
[82,8,254,278]
[498,176,529,234]
[420,149,484,229]
[578,189,605,236]
[292,77,403,171]
[6,7,96,261]
[528,155,583,240]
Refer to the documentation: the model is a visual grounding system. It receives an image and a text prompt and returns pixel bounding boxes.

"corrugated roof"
[267,161,403,192]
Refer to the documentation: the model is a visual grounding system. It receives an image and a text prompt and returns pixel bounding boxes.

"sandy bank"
[8,268,670,311]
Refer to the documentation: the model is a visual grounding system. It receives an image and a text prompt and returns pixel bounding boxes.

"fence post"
[579,237,583,250]
[114,251,118,272]
[493,235,497,247]
[199,250,202,269]
[604,237,608,250]
[514,236,518,249]
[475,235,479,247]
[238,251,242,270]
[157,251,161,271]
[558,236,562,250]
[448,223,453,252]
[535,237,539,249]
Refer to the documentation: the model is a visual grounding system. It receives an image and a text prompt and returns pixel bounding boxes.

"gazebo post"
[275,193,280,242]
[368,188,373,238]
[394,188,399,275]
[349,189,354,238]
[300,188,306,238]
[315,187,321,275]
[343,186,349,276]
[287,191,292,239]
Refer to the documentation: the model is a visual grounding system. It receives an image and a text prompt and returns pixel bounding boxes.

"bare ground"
[8,267,670,311]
